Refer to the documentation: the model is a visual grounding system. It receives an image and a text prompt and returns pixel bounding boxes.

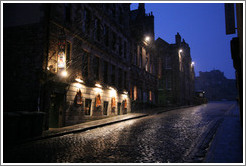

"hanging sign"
[58,34,66,69]
[58,52,66,68]
[111,97,116,108]
[124,99,127,109]
[75,89,83,105]
[96,94,101,107]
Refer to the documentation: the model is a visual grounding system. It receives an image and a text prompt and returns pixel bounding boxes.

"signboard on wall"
[58,52,66,68]
[58,34,66,69]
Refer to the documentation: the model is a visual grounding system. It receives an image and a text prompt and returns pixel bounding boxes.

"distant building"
[195,70,238,101]
[155,33,195,106]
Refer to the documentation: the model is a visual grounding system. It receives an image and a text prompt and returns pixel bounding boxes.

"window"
[119,8,123,24]
[104,25,109,47]
[94,17,101,41]
[124,71,127,89]
[149,91,152,101]
[82,52,89,78]
[134,86,137,100]
[85,99,92,115]
[64,4,71,23]
[117,102,121,115]
[83,8,91,34]
[112,32,116,51]
[66,41,71,67]
[138,46,142,68]
[94,56,100,81]
[165,56,172,69]
[103,101,108,115]
[166,76,172,90]
[111,65,115,86]
[134,45,137,65]
[103,61,108,84]
[123,41,127,59]
[119,37,122,56]
[145,52,149,72]
[118,68,122,89]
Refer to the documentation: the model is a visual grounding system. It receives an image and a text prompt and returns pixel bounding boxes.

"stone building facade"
[156,33,195,106]
[129,4,158,110]
[4,3,136,131]
[44,3,134,127]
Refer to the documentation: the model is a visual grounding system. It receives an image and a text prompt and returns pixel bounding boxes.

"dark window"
[94,17,101,41]
[112,32,116,51]
[119,9,123,24]
[103,101,108,115]
[94,56,100,81]
[119,37,122,56]
[124,41,127,58]
[64,4,71,23]
[85,99,91,115]
[111,65,115,86]
[111,6,116,18]
[118,68,122,89]
[103,61,108,84]
[117,102,121,115]
[139,46,142,68]
[124,71,127,89]
[104,26,109,47]
[82,52,89,78]
[84,8,91,34]
[66,41,71,67]
[134,44,137,65]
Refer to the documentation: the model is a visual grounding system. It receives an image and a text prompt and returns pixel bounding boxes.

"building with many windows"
[4,3,134,132]
[156,33,195,106]
[129,4,158,110]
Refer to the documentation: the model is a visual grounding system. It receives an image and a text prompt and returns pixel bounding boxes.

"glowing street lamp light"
[145,36,150,42]
[179,49,183,53]
[191,61,195,67]
[61,70,68,77]
[95,83,102,88]
[75,78,84,83]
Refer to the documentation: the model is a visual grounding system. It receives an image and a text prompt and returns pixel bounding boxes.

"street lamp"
[61,70,68,77]
[145,36,150,42]
[179,49,183,53]
[191,61,195,66]
[75,78,84,83]
[95,83,102,88]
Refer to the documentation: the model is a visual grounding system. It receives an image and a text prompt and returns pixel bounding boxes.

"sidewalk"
[204,104,244,163]
[22,105,194,144]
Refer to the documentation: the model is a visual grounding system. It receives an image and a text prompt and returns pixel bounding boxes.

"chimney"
[138,3,145,15]
[175,32,181,45]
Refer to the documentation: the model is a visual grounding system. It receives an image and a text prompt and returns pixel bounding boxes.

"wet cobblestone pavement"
[4,102,235,163]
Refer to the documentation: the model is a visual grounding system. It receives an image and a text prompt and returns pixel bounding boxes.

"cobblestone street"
[4,102,238,163]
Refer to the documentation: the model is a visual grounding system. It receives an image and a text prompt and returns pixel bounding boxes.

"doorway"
[103,101,108,115]
[117,102,121,115]
[85,99,92,115]
[49,93,64,128]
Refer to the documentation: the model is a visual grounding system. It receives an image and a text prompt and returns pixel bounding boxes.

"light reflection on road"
[5,102,236,163]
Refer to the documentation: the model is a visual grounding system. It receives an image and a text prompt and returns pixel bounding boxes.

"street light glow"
[179,49,183,53]
[145,36,150,42]
[75,78,84,83]
[61,70,68,77]
[95,83,102,88]
[191,61,195,66]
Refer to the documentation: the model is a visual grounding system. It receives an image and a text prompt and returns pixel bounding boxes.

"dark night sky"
[131,3,237,79]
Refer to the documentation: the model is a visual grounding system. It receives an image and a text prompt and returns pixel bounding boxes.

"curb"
[13,105,198,146]
[15,114,149,145]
